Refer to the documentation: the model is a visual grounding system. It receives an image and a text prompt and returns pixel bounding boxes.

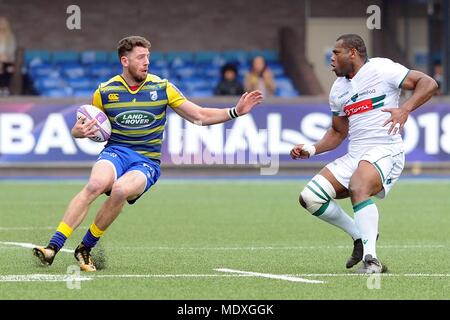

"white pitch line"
[293,273,450,277]
[1,273,449,283]
[94,274,251,278]
[215,268,325,284]
[0,241,73,253]
[0,227,55,231]
[113,244,445,250]
[0,274,254,283]
[0,274,92,282]
[0,241,445,253]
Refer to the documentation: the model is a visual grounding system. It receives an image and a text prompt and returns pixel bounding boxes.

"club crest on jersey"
[150,91,158,101]
[115,110,156,129]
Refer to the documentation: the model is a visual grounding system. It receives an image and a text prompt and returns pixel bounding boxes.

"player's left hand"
[381,107,409,135]
[235,91,263,115]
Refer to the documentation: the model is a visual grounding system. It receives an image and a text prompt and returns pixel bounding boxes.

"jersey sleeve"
[380,58,410,89]
[91,88,105,112]
[166,81,187,108]
[329,88,345,116]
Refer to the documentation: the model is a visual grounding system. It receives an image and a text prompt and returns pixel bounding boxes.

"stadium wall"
[1,0,395,52]
[1,96,450,177]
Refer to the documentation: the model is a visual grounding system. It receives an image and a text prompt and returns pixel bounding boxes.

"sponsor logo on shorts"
[115,110,156,129]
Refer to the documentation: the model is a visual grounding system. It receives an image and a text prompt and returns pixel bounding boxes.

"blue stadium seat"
[81,51,110,64]
[167,51,195,67]
[267,62,285,77]
[194,51,224,66]
[66,77,93,90]
[60,63,86,79]
[275,76,299,97]
[26,48,285,98]
[149,66,170,79]
[249,49,278,63]
[150,51,165,63]
[29,64,58,78]
[24,50,51,67]
[41,87,73,97]
[73,88,95,97]
[89,63,114,78]
[52,51,80,63]
[222,50,248,65]
[174,64,197,79]
[34,76,65,91]
[109,51,120,63]
[189,88,214,98]
[201,64,221,79]
[184,76,213,91]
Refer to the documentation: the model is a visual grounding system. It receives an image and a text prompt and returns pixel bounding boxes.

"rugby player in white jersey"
[290,34,438,273]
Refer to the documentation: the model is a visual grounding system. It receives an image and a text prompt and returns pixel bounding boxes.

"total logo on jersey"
[344,94,386,117]
[114,110,156,129]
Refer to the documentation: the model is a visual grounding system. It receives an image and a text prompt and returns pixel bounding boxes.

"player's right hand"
[72,116,99,138]
[290,144,311,160]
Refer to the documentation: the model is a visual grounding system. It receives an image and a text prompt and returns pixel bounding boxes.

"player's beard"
[333,64,352,77]
[128,64,147,83]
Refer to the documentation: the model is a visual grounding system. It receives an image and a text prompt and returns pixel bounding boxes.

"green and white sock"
[314,199,361,240]
[353,199,379,259]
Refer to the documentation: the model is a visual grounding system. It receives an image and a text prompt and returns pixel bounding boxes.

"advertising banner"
[1,101,449,165]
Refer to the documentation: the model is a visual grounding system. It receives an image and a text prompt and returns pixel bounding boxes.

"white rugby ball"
[76,104,111,142]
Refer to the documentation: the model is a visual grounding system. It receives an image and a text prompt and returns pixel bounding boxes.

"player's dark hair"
[117,36,151,58]
[336,34,367,59]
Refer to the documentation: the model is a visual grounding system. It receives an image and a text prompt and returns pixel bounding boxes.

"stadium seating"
[24,49,300,98]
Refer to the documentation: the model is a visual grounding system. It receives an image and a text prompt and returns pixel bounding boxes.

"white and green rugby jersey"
[329,58,409,155]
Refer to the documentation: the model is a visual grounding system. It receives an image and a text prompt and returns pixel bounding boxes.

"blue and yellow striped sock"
[82,223,105,249]
[49,221,73,252]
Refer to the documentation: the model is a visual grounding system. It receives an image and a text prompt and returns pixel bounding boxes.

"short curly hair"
[336,34,367,59]
[117,36,151,58]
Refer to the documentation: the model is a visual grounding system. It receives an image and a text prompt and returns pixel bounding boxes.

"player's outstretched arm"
[172,90,263,126]
[382,70,438,135]
[290,116,348,160]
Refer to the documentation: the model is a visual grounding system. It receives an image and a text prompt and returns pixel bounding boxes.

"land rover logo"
[115,110,156,129]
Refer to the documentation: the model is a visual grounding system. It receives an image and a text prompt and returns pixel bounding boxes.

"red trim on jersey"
[129,85,139,91]
[344,99,373,117]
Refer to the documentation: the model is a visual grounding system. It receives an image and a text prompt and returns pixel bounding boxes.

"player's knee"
[300,175,336,215]
[85,179,109,197]
[110,183,128,202]
[348,182,370,202]
[298,194,307,209]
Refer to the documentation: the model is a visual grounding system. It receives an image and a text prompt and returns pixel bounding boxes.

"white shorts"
[325,145,405,199]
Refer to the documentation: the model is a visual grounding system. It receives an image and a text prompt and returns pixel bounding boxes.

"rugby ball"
[76,104,111,142]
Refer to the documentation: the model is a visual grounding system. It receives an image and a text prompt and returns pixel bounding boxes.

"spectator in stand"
[214,63,244,96]
[0,17,16,96]
[244,55,276,97]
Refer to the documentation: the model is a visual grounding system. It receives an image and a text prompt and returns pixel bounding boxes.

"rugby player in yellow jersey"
[33,36,263,271]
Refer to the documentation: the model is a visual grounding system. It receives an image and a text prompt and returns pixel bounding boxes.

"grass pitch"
[0,179,449,299]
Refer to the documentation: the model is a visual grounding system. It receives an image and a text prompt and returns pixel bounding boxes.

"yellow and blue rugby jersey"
[91,74,186,163]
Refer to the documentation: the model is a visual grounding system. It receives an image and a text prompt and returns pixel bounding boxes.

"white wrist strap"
[302,145,316,157]
[227,107,239,119]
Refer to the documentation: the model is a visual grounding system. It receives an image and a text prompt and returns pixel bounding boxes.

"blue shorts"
[96,145,161,204]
